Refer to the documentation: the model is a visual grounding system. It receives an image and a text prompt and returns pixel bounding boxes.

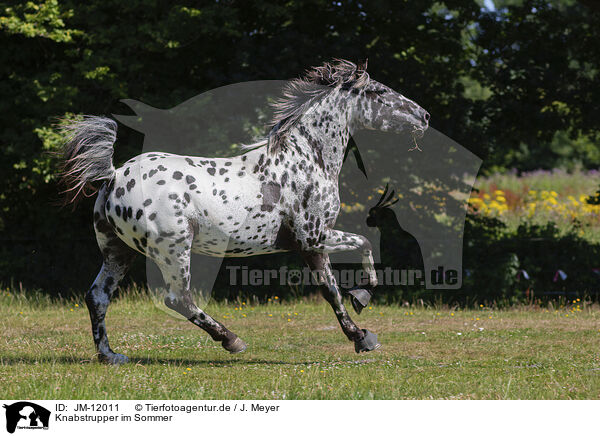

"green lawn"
[1,289,599,399]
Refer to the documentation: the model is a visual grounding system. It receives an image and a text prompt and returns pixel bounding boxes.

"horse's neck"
[290,99,351,177]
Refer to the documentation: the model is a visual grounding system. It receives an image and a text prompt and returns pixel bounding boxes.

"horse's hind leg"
[163,290,247,354]
[86,195,137,364]
[157,241,246,354]
[303,252,381,353]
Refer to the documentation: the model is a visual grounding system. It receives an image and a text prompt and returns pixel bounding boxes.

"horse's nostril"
[424,112,430,122]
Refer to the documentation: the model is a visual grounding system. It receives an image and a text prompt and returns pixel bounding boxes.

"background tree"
[0,0,597,294]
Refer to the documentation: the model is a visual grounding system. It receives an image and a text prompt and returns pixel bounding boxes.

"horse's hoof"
[223,337,247,354]
[98,352,129,365]
[348,288,372,314]
[354,329,381,353]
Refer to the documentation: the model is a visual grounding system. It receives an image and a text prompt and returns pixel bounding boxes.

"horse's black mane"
[266,59,370,153]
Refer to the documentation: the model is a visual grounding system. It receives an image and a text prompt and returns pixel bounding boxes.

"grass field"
[1,289,600,400]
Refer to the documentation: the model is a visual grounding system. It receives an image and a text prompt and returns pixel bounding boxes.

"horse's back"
[102,151,285,258]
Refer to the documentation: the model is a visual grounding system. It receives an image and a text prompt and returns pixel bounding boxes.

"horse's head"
[347,61,430,141]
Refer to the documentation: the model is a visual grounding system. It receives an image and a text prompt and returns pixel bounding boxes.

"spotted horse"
[58,59,430,364]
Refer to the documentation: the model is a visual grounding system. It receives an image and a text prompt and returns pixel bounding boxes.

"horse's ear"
[357,58,368,72]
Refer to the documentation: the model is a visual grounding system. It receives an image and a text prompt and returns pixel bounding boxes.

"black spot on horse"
[260,182,281,212]
[302,184,314,209]
[115,187,125,198]
[173,171,183,180]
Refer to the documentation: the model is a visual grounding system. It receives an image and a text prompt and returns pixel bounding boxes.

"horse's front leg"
[302,252,380,353]
[316,229,377,313]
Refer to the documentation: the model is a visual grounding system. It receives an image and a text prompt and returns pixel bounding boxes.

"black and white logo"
[3,402,50,434]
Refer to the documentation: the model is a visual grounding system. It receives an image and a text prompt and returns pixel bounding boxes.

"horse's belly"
[190,216,285,257]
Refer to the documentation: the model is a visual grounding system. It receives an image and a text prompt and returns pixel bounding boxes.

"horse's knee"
[358,235,372,251]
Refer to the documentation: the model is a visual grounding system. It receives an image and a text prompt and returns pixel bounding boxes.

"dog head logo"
[3,402,50,434]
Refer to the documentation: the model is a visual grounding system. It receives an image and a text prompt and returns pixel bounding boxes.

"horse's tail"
[57,116,117,206]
